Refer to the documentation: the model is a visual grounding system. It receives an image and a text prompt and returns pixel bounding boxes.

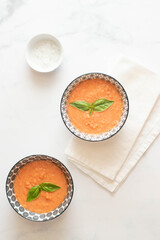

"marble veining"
[0,0,25,23]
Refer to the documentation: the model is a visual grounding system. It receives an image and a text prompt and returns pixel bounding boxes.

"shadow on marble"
[5,208,73,240]
[27,64,63,88]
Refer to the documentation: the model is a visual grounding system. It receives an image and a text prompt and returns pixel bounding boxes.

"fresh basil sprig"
[69,98,114,116]
[26,182,60,202]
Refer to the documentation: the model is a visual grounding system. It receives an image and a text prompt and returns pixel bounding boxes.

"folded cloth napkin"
[65,58,160,192]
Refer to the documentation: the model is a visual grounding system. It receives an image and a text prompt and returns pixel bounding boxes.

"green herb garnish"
[26,183,60,202]
[69,101,90,111]
[70,99,114,116]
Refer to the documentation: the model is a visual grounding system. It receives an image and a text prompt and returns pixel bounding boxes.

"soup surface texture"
[14,160,67,213]
[67,78,123,134]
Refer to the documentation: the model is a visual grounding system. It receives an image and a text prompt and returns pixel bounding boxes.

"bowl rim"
[25,33,63,73]
[60,72,129,142]
[6,154,74,222]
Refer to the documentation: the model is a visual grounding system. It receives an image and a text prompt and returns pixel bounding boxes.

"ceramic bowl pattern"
[60,73,129,141]
[6,155,74,222]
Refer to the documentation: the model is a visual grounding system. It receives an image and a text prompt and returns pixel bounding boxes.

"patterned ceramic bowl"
[6,155,74,222]
[60,73,129,142]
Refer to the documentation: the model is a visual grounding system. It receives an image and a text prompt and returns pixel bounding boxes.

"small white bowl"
[25,34,63,73]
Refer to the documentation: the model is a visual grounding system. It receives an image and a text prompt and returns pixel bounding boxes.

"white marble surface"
[0,0,160,239]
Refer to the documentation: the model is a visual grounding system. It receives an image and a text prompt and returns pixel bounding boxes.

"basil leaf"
[70,101,90,111]
[40,182,60,192]
[93,99,114,112]
[69,98,114,115]
[26,186,41,202]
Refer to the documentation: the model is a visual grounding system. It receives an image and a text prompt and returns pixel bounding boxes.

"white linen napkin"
[65,58,160,192]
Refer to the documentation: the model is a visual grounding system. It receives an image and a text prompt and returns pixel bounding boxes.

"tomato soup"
[14,160,67,213]
[67,78,123,134]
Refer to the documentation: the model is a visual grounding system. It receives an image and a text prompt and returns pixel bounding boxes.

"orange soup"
[67,78,123,134]
[14,160,67,213]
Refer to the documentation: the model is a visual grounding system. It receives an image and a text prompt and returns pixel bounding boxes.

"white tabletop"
[0,0,160,239]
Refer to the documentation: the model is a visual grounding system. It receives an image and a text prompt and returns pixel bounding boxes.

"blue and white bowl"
[6,155,74,222]
[60,73,129,142]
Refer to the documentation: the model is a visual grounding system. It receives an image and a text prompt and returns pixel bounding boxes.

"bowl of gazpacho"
[6,155,74,222]
[60,73,129,141]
